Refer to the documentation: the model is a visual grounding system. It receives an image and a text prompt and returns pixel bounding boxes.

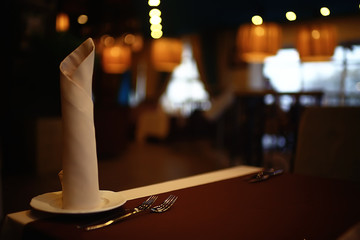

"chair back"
[294,106,360,181]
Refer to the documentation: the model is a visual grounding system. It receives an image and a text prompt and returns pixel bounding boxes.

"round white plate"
[30,190,126,214]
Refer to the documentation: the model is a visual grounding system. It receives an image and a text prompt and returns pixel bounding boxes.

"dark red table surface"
[23,173,360,240]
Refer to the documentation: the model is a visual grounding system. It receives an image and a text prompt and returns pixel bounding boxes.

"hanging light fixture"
[236,22,282,63]
[56,13,70,32]
[102,42,132,74]
[151,38,183,72]
[296,24,337,62]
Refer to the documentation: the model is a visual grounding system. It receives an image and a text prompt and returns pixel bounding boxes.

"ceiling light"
[320,7,330,16]
[150,23,162,31]
[251,15,263,25]
[150,15,162,25]
[151,30,163,39]
[286,11,296,21]
[148,0,160,7]
[149,8,161,17]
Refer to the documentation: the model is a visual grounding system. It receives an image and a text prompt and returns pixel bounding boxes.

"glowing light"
[77,15,88,24]
[151,30,163,39]
[237,23,282,63]
[151,38,183,71]
[296,24,337,62]
[110,46,121,57]
[124,34,136,45]
[149,8,161,17]
[160,41,210,116]
[254,26,265,36]
[103,36,115,47]
[148,0,160,7]
[150,23,162,31]
[311,29,321,39]
[251,15,263,25]
[286,11,296,21]
[150,15,162,25]
[102,44,131,74]
[320,7,330,16]
[56,13,70,32]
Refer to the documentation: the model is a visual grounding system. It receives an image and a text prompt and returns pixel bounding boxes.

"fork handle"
[85,210,139,231]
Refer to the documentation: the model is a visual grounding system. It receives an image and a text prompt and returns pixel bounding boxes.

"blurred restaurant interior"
[2,0,360,218]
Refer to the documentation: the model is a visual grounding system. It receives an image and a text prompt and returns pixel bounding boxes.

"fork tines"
[139,195,158,210]
[151,195,178,213]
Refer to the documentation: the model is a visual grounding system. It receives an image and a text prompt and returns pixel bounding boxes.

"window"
[263,46,360,106]
[160,40,211,116]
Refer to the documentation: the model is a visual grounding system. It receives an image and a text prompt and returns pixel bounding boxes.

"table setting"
[2,38,360,240]
[10,169,360,240]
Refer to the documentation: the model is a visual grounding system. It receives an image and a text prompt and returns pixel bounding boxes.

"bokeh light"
[320,7,330,16]
[148,0,160,7]
[151,30,163,39]
[286,11,296,21]
[150,15,162,25]
[150,23,162,31]
[251,15,263,25]
[149,9,161,17]
[77,15,88,24]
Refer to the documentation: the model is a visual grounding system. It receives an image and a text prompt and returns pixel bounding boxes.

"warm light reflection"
[124,34,135,45]
[311,29,321,39]
[102,44,131,74]
[56,13,70,32]
[148,0,160,7]
[129,34,144,52]
[320,7,330,16]
[286,11,296,21]
[77,14,88,24]
[150,15,162,25]
[255,26,265,36]
[252,15,263,25]
[151,38,183,71]
[103,35,115,47]
[149,8,161,17]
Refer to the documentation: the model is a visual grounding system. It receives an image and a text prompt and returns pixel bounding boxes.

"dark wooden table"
[22,172,360,240]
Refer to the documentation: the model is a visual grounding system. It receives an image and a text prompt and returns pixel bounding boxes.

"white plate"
[30,190,126,214]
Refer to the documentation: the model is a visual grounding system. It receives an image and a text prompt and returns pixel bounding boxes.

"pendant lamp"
[56,13,70,32]
[296,24,337,62]
[237,23,282,63]
[151,38,183,72]
[102,44,132,74]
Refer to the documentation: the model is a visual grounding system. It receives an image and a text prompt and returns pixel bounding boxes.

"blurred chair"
[294,106,360,181]
[136,106,170,143]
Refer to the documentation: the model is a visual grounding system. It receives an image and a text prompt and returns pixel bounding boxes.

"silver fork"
[84,195,158,231]
[151,195,178,213]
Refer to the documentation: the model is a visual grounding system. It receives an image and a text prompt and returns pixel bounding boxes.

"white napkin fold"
[59,38,101,210]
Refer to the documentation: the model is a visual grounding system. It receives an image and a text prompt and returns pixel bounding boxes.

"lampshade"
[102,44,131,74]
[236,23,282,63]
[151,38,183,72]
[296,24,337,62]
[56,13,70,32]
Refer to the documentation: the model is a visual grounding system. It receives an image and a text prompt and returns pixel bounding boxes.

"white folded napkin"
[59,38,101,210]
